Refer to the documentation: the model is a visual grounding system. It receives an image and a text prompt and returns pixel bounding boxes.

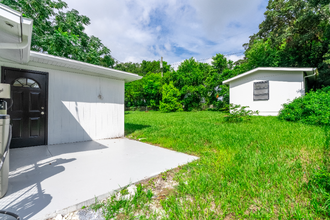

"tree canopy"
[3,0,330,111]
[1,0,115,67]
[243,0,330,87]
[123,0,330,112]
[114,60,171,76]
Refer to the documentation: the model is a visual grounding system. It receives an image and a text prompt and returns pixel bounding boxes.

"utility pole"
[160,57,163,77]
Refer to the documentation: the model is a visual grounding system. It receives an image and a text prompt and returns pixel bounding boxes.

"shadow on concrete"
[124,123,150,136]
[3,83,124,218]
[46,100,110,156]
[2,158,75,220]
[47,141,109,157]
[3,102,111,219]
[1,186,52,220]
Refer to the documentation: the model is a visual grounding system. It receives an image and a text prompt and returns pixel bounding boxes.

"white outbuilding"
[223,67,317,116]
[0,4,141,148]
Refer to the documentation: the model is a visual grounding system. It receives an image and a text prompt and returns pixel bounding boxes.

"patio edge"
[40,157,198,220]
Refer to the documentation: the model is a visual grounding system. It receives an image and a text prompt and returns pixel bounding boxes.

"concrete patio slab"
[0,138,198,220]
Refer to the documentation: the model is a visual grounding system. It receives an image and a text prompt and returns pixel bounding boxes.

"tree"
[114,62,143,75]
[159,82,183,113]
[1,0,115,67]
[114,60,171,76]
[125,79,144,108]
[141,60,171,76]
[142,73,162,108]
[244,0,330,87]
[124,72,162,108]
[212,54,229,73]
[164,58,207,111]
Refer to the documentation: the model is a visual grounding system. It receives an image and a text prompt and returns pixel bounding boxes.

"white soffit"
[30,51,142,82]
[223,67,317,85]
[0,3,33,64]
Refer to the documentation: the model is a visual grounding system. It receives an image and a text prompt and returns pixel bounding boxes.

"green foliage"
[244,39,282,68]
[165,58,207,111]
[223,104,259,123]
[91,184,154,219]
[163,56,233,111]
[244,0,330,87]
[279,86,330,126]
[141,60,171,76]
[6,0,330,111]
[212,53,231,73]
[125,73,162,108]
[1,0,115,67]
[119,60,173,110]
[124,54,234,111]
[114,62,143,75]
[159,82,183,113]
[91,197,104,211]
[114,60,171,76]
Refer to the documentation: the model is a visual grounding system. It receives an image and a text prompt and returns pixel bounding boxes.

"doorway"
[1,67,48,148]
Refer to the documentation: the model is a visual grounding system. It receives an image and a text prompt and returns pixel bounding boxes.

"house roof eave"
[223,67,317,85]
[29,51,142,82]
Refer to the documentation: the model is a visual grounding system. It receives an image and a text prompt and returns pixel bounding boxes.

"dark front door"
[1,67,48,148]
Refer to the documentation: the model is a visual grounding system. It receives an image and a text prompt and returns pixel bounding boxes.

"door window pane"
[12,78,40,89]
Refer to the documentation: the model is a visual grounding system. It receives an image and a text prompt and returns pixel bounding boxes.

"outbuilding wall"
[0,58,124,145]
[229,70,305,116]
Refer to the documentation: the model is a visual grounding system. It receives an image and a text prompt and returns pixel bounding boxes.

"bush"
[278,87,330,126]
[159,82,183,113]
[223,104,259,123]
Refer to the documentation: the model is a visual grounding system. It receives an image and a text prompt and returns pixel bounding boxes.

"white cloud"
[226,54,245,63]
[63,0,268,65]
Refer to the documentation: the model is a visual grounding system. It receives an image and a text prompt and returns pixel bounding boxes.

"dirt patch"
[140,167,180,193]
[300,148,311,167]
[224,213,235,220]
[244,204,261,215]
[116,213,128,219]
[49,167,183,220]
[139,167,182,216]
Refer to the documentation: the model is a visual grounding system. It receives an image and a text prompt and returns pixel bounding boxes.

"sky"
[64,0,269,67]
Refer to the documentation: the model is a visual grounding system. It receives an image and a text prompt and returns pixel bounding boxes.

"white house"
[0,4,142,148]
[223,67,317,116]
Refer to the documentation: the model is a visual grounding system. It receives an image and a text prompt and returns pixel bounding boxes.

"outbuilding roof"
[223,67,317,85]
[0,3,141,82]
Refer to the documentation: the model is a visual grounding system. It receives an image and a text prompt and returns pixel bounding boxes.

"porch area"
[0,138,198,220]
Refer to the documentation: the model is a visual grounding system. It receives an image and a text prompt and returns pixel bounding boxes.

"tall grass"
[125,111,327,219]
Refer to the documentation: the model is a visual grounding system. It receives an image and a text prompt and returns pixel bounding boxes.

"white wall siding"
[0,59,125,145]
[229,71,304,116]
[48,68,124,145]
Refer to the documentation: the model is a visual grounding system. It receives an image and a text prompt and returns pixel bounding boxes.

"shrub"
[159,82,183,113]
[278,86,330,126]
[223,104,259,123]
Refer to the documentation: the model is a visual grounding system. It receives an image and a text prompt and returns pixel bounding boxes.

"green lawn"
[124,111,328,219]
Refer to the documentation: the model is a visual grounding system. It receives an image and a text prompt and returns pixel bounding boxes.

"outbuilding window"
[253,81,269,101]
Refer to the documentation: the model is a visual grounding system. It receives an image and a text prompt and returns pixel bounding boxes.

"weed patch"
[223,104,259,123]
